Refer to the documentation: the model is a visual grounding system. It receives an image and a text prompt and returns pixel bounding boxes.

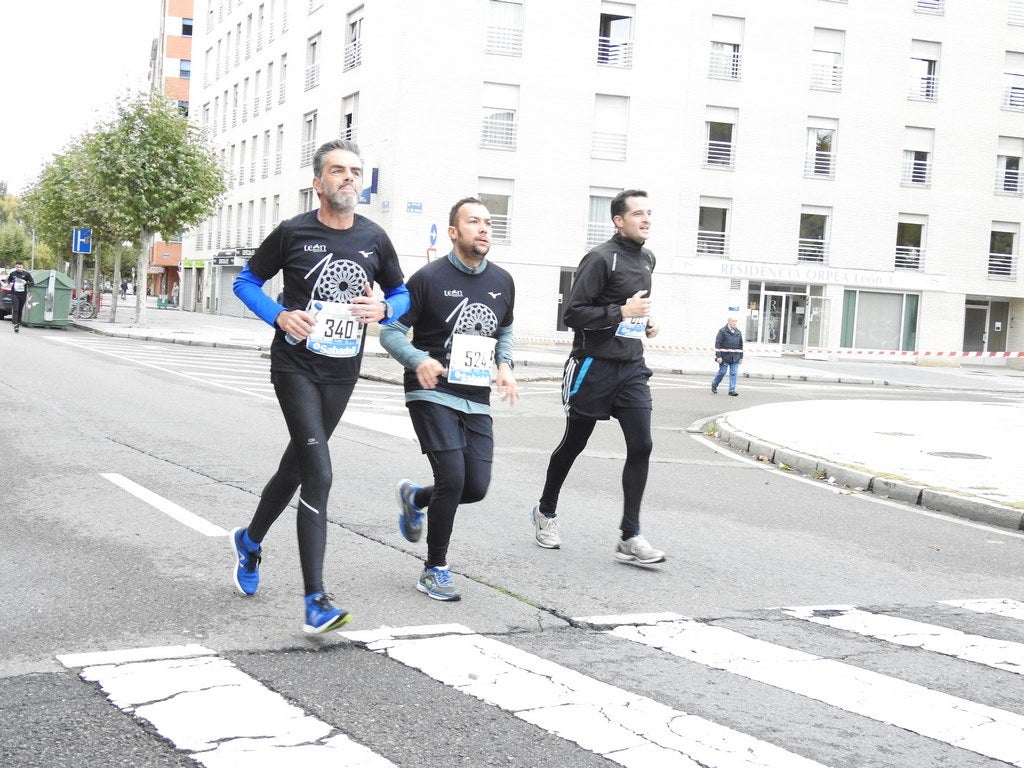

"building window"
[266,62,274,112]
[592,94,628,160]
[300,111,317,167]
[257,4,265,50]
[274,124,284,175]
[342,92,359,141]
[895,216,926,270]
[902,126,934,186]
[914,0,944,14]
[305,33,321,91]
[708,16,744,80]
[586,188,620,248]
[478,177,514,243]
[345,8,363,71]
[299,188,316,213]
[597,2,634,68]
[908,40,940,101]
[989,226,1018,279]
[486,0,524,56]
[242,77,250,122]
[798,208,830,263]
[253,70,261,114]
[704,107,737,169]
[996,137,1023,195]
[481,82,519,151]
[840,290,919,351]
[239,140,247,186]
[279,54,288,104]
[1003,52,1024,110]
[182,17,193,36]
[805,121,837,178]
[262,129,271,179]
[810,28,844,91]
[697,198,730,257]
[180,60,192,79]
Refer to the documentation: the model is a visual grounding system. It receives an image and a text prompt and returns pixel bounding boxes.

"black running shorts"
[560,356,653,420]
[407,400,494,456]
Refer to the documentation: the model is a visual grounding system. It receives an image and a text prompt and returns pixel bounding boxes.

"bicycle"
[70,295,97,319]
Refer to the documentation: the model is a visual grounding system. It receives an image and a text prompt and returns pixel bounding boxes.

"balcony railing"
[344,39,363,71]
[586,222,615,249]
[341,123,358,142]
[901,160,931,186]
[1003,86,1024,110]
[704,140,735,168]
[490,214,511,243]
[591,131,627,161]
[261,157,269,179]
[486,25,523,56]
[909,75,938,101]
[988,252,1016,279]
[597,36,633,68]
[894,246,923,270]
[996,168,1022,195]
[274,154,283,175]
[304,63,320,91]
[810,63,843,91]
[1012,0,1024,25]
[253,95,261,113]
[797,238,829,263]
[804,151,835,178]
[696,230,729,257]
[480,117,518,151]
[915,0,944,14]
[708,49,741,80]
[278,81,286,105]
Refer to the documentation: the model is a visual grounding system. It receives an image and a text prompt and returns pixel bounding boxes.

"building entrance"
[747,284,811,351]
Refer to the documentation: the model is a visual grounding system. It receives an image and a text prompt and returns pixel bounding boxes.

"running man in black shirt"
[229,139,410,633]
[381,197,518,601]
[7,262,34,332]
[531,190,665,565]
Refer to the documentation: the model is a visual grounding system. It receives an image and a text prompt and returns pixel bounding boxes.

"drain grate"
[926,451,989,460]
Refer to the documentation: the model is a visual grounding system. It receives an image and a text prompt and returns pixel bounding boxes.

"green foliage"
[0,224,29,265]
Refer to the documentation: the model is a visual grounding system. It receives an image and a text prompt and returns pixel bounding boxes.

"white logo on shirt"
[488,292,502,299]
[358,250,375,259]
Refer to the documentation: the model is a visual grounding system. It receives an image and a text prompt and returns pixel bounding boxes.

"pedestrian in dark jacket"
[712,317,743,395]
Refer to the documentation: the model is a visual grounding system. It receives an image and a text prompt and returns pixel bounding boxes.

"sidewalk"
[67,299,1024,532]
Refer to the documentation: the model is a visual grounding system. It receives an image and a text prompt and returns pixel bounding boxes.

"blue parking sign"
[72,227,93,254]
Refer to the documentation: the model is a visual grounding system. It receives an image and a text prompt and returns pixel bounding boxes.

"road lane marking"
[58,645,398,767]
[101,473,227,537]
[783,605,1024,676]
[941,598,1024,622]
[341,623,827,768]
[578,613,1024,767]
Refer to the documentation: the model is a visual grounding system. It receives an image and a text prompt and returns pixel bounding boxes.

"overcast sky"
[1,1,161,195]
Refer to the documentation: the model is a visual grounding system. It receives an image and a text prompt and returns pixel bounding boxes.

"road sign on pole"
[72,227,93,254]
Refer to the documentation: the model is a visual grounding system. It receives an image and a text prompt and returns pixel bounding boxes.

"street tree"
[21,93,224,326]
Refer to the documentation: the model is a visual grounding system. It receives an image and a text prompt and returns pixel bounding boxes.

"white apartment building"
[183,0,1024,362]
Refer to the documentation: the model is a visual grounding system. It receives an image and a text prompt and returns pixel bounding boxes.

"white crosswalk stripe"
[53,600,1024,767]
[582,612,1024,767]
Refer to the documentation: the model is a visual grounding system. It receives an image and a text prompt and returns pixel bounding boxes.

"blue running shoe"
[303,592,352,634]
[397,479,425,543]
[417,566,461,601]
[230,527,261,596]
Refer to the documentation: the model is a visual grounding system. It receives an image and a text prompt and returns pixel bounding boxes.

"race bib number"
[615,315,648,338]
[13,278,25,293]
[448,333,496,386]
[305,301,362,358]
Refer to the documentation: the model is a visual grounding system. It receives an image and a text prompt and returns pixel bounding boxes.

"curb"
[705,417,1024,533]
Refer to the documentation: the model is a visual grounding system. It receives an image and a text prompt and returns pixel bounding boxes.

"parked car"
[0,282,11,320]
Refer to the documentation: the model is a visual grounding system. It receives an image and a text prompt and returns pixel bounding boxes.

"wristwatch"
[382,301,393,321]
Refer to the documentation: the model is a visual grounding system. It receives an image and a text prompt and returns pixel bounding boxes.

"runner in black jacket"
[531,190,666,565]
[7,262,34,332]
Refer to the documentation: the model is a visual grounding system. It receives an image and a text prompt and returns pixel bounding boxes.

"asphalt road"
[1,326,1022,768]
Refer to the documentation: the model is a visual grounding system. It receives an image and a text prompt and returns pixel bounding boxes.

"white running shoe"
[614,534,666,564]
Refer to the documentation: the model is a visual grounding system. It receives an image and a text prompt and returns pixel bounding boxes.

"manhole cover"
[926,451,990,460]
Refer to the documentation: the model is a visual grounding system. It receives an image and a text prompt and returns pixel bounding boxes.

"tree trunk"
[109,246,123,323]
[135,228,152,327]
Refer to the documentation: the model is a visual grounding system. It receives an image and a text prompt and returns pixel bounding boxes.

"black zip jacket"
[563,233,655,361]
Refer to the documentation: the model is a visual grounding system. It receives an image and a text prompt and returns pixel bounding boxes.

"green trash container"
[23,270,74,329]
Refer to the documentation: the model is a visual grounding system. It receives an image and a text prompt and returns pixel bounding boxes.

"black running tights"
[416,448,492,569]
[247,372,355,595]
[538,408,653,537]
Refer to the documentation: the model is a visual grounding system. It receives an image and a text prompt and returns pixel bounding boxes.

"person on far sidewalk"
[711,316,743,396]
[7,261,34,332]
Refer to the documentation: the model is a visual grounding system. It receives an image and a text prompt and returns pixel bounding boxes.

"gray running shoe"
[418,566,461,601]
[530,504,561,549]
[614,534,666,564]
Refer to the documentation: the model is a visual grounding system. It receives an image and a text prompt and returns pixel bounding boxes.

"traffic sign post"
[72,227,93,254]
